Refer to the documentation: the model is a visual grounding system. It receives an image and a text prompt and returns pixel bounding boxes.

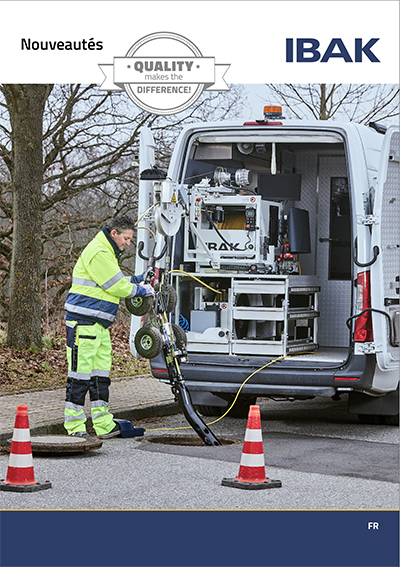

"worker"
[63,215,154,439]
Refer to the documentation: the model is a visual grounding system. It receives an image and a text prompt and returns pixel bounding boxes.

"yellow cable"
[135,202,157,225]
[145,356,288,432]
[297,257,302,275]
[136,226,157,242]
[146,425,192,432]
[205,355,291,425]
[169,270,223,296]
[146,261,316,433]
[145,351,317,432]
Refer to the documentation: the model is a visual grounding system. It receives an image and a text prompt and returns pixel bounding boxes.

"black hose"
[204,207,249,252]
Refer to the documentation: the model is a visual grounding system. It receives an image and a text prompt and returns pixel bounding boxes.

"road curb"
[0,401,181,444]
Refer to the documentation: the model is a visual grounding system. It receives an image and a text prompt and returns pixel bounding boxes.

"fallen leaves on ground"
[0,323,151,392]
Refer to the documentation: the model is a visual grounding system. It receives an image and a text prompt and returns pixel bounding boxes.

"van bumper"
[151,351,376,399]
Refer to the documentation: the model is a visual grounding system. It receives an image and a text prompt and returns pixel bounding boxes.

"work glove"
[131,267,155,284]
[131,273,144,284]
[135,283,155,297]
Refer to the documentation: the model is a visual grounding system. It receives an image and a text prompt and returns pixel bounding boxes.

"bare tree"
[1,85,53,349]
[264,84,399,123]
[0,83,247,348]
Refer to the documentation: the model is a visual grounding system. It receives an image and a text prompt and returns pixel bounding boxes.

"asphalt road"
[0,396,398,510]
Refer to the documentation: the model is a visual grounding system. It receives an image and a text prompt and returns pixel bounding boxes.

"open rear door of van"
[135,127,156,275]
[370,126,400,371]
[129,127,156,357]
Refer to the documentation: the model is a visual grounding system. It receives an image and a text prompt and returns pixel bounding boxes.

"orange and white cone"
[222,405,281,490]
[0,404,51,492]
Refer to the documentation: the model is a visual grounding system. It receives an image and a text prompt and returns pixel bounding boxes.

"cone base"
[0,479,52,492]
[221,477,282,490]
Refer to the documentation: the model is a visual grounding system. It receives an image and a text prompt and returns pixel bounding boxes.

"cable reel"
[154,204,183,236]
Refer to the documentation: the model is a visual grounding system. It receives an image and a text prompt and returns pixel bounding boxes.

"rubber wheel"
[195,405,224,417]
[134,326,163,359]
[358,414,384,425]
[225,395,257,418]
[125,295,154,316]
[383,415,399,426]
[358,414,399,426]
[154,283,177,313]
[196,395,257,419]
[172,323,187,349]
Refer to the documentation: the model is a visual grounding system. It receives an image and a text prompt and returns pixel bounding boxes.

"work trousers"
[64,321,115,436]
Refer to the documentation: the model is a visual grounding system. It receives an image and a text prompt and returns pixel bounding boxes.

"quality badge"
[99,32,230,115]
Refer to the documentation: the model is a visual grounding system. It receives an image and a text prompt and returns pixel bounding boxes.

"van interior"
[171,131,353,366]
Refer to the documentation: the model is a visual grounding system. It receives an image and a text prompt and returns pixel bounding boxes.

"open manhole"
[146,435,240,446]
[6,435,102,455]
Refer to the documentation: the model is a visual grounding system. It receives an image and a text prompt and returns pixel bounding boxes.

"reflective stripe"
[66,320,76,328]
[65,303,116,322]
[244,429,263,442]
[12,429,31,442]
[91,405,110,414]
[91,369,110,378]
[101,271,124,290]
[68,370,91,380]
[65,230,135,328]
[127,284,138,298]
[72,277,98,288]
[91,400,107,408]
[239,453,265,467]
[64,413,85,423]
[65,402,85,412]
[91,410,112,420]
[8,453,34,468]
[65,407,85,416]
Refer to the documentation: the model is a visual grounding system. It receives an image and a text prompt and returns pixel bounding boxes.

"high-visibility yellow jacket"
[65,228,140,328]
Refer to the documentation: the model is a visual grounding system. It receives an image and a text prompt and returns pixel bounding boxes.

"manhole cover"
[6,435,102,454]
[146,435,240,446]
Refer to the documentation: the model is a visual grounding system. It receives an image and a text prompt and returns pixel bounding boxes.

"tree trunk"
[320,84,328,120]
[4,85,52,349]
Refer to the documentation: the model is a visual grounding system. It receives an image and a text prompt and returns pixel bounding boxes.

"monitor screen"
[258,173,302,201]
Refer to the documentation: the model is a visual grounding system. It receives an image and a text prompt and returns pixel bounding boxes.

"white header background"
[0,0,398,84]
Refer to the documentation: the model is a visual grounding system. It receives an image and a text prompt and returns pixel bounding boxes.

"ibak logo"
[207,242,241,251]
[286,38,380,62]
[99,32,230,115]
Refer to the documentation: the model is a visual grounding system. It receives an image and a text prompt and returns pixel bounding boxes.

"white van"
[130,107,399,425]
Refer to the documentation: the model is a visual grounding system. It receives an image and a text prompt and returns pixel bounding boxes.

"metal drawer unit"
[231,275,320,356]
[231,277,287,355]
[173,272,320,356]
[286,276,320,355]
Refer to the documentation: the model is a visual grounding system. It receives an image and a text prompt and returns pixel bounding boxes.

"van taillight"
[354,271,373,342]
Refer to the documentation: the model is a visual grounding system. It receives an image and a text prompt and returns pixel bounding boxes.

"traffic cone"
[0,404,51,492]
[221,405,281,490]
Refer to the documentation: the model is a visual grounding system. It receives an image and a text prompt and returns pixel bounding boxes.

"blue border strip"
[0,510,399,567]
